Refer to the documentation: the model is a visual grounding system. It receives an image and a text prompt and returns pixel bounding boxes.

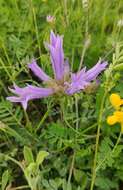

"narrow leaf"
[36,151,49,166]
[2,170,9,190]
[23,146,34,165]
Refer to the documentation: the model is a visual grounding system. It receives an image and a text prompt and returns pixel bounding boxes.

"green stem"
[81,123,97,134]
[24,110,32,133]
[64,118,80,135]
[67,96,79,188]
[30,0,42,63]
[67,153,75,187]
[1,42,11,67]
[90,44,123,189]
[113,132,122,151]
[79,0,89,71]
[64,0,69,26]
[6,155,24,172]
[5,155,34,190]
[90,90,107,190]
[9,185,29,190]
[35,101,52,133]
[0,58,13,82]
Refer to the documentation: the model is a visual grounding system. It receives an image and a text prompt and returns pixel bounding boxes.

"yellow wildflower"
[114,111,123,123]
[107,93,123,133]
[107,115,118,125]
[109,93,123,109]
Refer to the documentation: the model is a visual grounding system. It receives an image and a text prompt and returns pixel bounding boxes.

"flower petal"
[7,84,54,110]
[50,30,57,47]
[67,60,107,95]
[28,59,50,81]
[107,115,118,125]
[85,60,108,81]
[110,93,122,109]
[47,31,64,80]
[66,80,89,95]
[71,67,86,82]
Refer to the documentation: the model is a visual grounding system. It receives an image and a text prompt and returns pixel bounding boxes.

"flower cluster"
[107,93,123,133]
[7,31,107,110]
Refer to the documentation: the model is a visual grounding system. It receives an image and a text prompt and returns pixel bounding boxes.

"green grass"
[1,0,123,190]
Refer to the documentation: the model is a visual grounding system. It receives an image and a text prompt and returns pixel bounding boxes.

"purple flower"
[7,31,107,110]
[46,15,55,23]
[66,60,107,94]
[7,84,54,110]
[28,59,50,81]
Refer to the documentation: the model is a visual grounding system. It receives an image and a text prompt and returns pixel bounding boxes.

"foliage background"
[1,0,123,189]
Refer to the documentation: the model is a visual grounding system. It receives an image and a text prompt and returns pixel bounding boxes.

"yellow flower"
[107,115,118,125]
[114,111,123,123]
[109,93,123,109]
[107,93,123,133]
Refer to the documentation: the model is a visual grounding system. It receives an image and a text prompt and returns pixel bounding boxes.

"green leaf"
[66,183,72,190]
[73,169,88,188]
[25,162,38,175]
[97,137,114,170]
[0,121,34,145]
[42,179,50,188]
[96,176,118,190]
[49,179,58,189]
[36,151,49,166]
[48,122,68,138]
[23,146,34,165]
[74,169,83,182]
[2,170,9,190]
[114,63,123,71]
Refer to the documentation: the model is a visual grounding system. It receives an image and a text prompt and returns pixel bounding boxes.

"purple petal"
[71,67,86,82]
[65,79,89,95]
[66,60,107,95]
[47,31,64,80]
[7,84,54,110]
[28,60,50,81]
[65,67,87,95]
[85,60,108,81]
[50,30,57,47]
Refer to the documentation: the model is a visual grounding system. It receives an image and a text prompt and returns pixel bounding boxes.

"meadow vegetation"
[1,0,123,189]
